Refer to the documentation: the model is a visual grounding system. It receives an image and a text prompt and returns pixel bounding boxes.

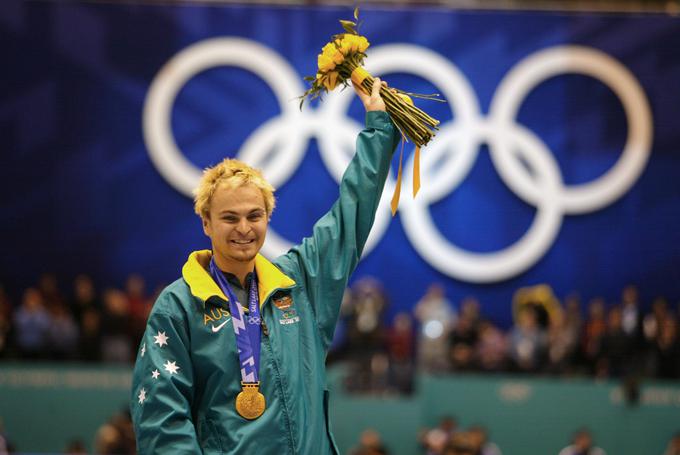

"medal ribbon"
[209,257,261,383]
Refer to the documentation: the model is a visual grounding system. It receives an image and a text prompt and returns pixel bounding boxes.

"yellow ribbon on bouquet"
[351,67,422,216]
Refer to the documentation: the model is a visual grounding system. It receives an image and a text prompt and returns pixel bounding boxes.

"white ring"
[143,37,305,197]
[489,45,653,214]
[143,40,653,282]
[400,121,564,282]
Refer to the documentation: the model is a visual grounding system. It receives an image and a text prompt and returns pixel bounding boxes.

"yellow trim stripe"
[182,250,296,309]
[255,254,296,305]
[182,250,227,303]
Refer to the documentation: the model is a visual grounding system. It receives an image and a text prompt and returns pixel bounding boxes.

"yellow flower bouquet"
[301,9,443,215]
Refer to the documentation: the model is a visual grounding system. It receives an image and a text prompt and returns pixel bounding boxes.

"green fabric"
[131,111,399,454]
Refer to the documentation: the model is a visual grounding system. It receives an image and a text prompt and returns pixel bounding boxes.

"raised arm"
[275,79,401,350]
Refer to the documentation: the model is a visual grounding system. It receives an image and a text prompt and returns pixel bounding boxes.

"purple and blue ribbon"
[209,257,261,383]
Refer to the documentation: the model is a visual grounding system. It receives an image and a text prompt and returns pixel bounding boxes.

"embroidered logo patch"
[211,318,231,333]
[272,292,299,325]
[279,308,300,325]
[203,305,231,333]
[273,294,293,310]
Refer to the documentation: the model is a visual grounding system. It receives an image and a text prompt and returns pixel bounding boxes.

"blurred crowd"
[333,279,680,395]
[0,272,678,454]
[1,273,679,389]
[0,274,156,363]
[2,410,679,455]
[349,417,502,455]
[0,409,137,455]
[416,418,501,455]
[350,420,680,455]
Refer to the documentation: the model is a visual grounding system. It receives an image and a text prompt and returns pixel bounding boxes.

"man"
[467,425,502,455]
[131,79,400,454]
[557,428,607,455]
[663,432,680,455]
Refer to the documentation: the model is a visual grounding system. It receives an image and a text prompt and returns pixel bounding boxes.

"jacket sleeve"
[130,294,202,454]
[275,111,400,350]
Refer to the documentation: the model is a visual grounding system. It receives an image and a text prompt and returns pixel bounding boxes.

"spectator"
[581,298,607,373]
[475,320,507,372]
[327,289,353,362]
[63,439,87,455]
[620,284,643,340]
[387,312,415,394]
[0,285,12,358]
[350,429,390,455]
[598,306,633,378]
[38,273,65,313]
[126,274,151,345]
[548,310,578,374]
[620,284,645,373]
[347,278,387,352]
[368,351,391,394]
[47,303,79,360]
[450,314,478,372]
[0,285,11,319]
[643,297,668,343]
[70,274,100,328]
[557,428,606,455]
[640,297,668,374]
[509,307,547,372]
[13,288,51,359]
[442,432,475,455]
[421,416,457,455]
[468,425,502,455]
[94,410,136,455]
[77,309,101,363]
[564,294,583,351]
[448,298,480,372]
[460,297,481,327]
[512,285,558,331]
[415,284,457,373]
[663,432,680,455]
[0,418,8,455]
[652,315,680,379]
[69,274,103,361]
[344,278,388,392]
[100,289,132,363]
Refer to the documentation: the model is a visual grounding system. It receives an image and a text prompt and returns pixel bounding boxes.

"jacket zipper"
[261,317,296,453]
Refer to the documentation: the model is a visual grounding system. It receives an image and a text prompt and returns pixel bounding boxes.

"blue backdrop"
[1,1,679,326]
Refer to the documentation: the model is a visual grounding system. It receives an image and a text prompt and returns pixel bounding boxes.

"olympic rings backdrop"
[2,2,679,326]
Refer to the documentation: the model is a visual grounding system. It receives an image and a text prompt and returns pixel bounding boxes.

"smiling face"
[202,182,269,274]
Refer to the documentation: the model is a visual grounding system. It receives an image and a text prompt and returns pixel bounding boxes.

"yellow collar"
[181,250,296,309]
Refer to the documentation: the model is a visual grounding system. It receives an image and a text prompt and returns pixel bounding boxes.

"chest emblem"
[211,318,231,332]
[272,293,300,325]
[204,306,232,333]
[273,294,293,310]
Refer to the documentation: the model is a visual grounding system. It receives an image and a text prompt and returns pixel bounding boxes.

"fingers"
[371,77,382,99]
[353,82,370,102]
[355,76,388,112]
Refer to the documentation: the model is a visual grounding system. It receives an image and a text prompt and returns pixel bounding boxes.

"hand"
[353,77,386,112]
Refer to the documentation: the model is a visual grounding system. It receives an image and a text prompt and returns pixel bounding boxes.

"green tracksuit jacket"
[131,111,399,454]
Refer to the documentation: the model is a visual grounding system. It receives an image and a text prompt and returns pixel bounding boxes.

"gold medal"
[235,381,266,420]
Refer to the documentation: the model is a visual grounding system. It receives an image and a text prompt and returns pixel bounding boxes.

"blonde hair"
[193,158,276,219]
